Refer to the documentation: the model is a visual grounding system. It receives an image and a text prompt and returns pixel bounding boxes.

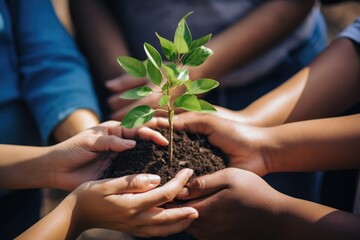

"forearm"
[69,0,129,81]
[277,195,360,240]
[191,0,315,80]
[264,114,360,173]
[0,145,51,189]
[238,38,360,126]
[53,109,99,142]
[16,196,82,240]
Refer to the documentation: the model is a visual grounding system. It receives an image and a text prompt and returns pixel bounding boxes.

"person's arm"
[52,109,99,142]
[181,168,360,240]
[13,0,101,143]
[262,114,360,173]
[189,0,316,81]
[231,37,360,126]
[69,0,129,81]
[0,121,167,190]
[151,110,360,176]
[16,169,198,240]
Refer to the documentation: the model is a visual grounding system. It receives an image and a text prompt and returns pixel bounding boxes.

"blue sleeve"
[11,0,101,144]
[338,17,360,45]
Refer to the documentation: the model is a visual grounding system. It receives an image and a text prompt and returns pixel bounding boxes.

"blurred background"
[41,1,360,240]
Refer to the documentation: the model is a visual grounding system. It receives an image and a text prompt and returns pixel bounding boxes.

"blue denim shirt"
[0,0,100,146]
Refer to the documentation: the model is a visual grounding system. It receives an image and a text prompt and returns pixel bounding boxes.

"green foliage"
[116,11,219,162]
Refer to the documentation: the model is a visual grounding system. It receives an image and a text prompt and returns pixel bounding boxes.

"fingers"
[179,169,229,200]
[138,207,198,227]
[105,75,148,92]
[92,135,136,152]
[96,173,162,195]
[137,127,168,146]
[135,219,196,238]
[134,168,194,210]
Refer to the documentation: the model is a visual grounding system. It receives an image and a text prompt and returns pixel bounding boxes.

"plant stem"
[168,108,174,163]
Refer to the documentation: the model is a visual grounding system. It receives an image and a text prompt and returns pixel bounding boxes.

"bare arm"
[183,168,360,240]
[236,38,360,126]
[69,0,129,81]
[263,114,360,173]
[190,0,316,80]
[16,169,197,240]
[52,109,99,142]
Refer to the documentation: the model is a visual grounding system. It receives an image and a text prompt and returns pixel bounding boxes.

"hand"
[65,169,198,238]
[106,74,161,120]
[179,168,284,240]
[150,113,270,176]
[48,120,168,191]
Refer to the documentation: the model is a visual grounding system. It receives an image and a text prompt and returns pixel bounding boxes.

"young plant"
[118,12,219,163]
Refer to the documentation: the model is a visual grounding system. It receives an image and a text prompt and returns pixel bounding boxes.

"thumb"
[179,169,229,200]
[92,135,136,152]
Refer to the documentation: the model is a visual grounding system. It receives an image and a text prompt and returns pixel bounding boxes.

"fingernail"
[148,175,161,185]
[123,139,136,147]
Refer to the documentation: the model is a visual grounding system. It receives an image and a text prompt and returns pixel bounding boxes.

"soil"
[102,128,228,185]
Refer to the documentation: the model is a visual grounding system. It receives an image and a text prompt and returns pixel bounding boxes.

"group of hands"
[40,106,279,239]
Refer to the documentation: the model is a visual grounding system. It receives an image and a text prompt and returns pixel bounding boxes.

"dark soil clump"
[102,128,227,185]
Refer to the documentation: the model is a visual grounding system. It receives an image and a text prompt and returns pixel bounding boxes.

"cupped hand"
[106,74,165,120]
[178,168,284,240]
[66,168,198,238]
[49,121,168,191]
[149,112,270,176]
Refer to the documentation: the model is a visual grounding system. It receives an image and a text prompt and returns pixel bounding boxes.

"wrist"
[60,193,87,238]
[258,127,278,175]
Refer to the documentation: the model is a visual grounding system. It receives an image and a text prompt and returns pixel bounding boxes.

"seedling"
[118,12,219,162]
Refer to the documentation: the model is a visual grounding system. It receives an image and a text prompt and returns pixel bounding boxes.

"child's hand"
[48,121,168,191]
[63,169,198,237]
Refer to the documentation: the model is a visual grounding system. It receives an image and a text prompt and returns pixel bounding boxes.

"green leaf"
[120,105,155,128]
[144,42,162,69]
[159,95,170,107]
[199,100,217,113]
[183,46,213,66]
[174,20,192,54]
[119,86,153,100]
[117,56,146,78]
[174,94,201,112]
[178,68,189,81]
[186,79,219,94]
[163,63,177,82]
[163,64,185,87]
[146,60,162,86]
[190,34,212,50]
[156,33,177,62]
[179,11,193,22]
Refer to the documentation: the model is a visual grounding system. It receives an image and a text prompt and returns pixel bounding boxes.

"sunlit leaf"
[199,100,217,113]
[119,86,153,100]
[121,105,155,128]
[159,95,170,107]
[183,46,213,66]
[174,94,201,111]
[117,56,146,77]
[174,19,192,54]
[190,34,212,50]
[144,42,162,69]
[156,32,177,61]
[185,79,219,94]
[146,60,162,86]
